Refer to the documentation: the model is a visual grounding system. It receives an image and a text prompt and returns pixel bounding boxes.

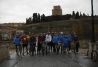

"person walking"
[13,35,22,56]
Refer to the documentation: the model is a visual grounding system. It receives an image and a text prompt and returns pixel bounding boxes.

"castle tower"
[52,5,62,16]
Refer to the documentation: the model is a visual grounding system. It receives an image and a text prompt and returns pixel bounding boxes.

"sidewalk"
[0,51,18,67]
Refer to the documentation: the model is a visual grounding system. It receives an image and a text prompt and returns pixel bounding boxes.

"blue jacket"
[66,35,73,43]
[58,34,65,43]
[63,36,69,48]
[13,36,21,45]
[52,35,59,44]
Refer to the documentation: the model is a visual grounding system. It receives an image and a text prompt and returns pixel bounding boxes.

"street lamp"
[90,0,98,61]
[91,0,95,43]
[91,0,96,60]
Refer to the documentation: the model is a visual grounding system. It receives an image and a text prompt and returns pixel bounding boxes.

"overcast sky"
[0,0,98,23]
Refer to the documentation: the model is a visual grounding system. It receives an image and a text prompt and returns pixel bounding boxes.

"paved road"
[14,52,98,67]
[14,54,81,67]
[0,52,98,67]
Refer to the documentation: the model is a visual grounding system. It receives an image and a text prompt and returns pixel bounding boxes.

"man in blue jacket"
[58,32,65,54]
[63,36,69,47]
[13,35,22,56]
[52,32,59,54]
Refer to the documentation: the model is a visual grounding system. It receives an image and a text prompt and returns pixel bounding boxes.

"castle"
[26,5,89,24]
[52,5,62,16]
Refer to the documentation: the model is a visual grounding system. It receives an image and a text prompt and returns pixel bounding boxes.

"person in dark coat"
[37,34,44,54]
[73,34,80,53]
[29,34,36,56]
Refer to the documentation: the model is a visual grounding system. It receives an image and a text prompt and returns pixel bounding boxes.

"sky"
[0,0,98,23]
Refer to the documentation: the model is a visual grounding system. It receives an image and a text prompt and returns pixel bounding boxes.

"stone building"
[52,5,62,16]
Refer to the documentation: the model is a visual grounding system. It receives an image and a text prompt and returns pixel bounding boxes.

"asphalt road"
[0,52,98,67]
[13,52,98,67]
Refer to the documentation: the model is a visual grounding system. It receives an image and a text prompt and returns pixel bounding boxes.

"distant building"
[0,23,25,41]
[0,23,25,27]
[0,26,17,41]
[52,5,62,16]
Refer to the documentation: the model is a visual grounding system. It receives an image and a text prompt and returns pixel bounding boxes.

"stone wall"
[0,45,9,62]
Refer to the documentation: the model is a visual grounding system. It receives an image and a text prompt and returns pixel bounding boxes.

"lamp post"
[91,0,96,59]
[87,0,96,60]
[91,0,95,43]
[90,0,98,61]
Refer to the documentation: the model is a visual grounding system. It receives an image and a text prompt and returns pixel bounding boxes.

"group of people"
[13,32,80,56]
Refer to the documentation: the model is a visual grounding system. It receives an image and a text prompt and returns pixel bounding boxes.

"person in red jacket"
[21,34,29,55]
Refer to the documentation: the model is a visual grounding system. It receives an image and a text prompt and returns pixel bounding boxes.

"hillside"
[19,18,98,40]
[22,20,77,32]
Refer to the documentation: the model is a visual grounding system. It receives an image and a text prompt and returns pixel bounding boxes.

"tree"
[28,17,32,24]
[80,12,83,17]
[31,17,33,23]
[33,13,38,23]
[75,11,80,19]
[41,14,45,22]
[72,11,76,18]
[83,13,86,16]
[26,18,29,24]
[37,13,41,22]
[26,17,31,24]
